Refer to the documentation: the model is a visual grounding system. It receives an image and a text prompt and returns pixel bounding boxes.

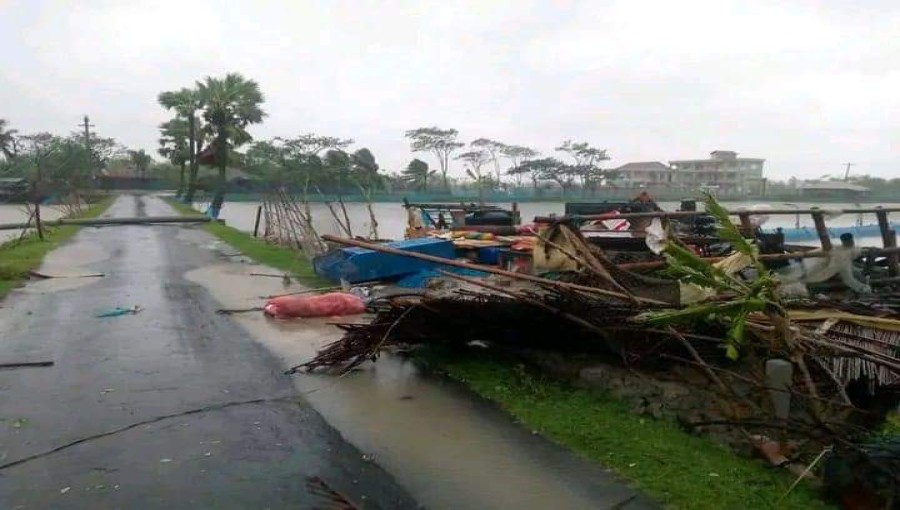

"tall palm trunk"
[184,114,198,203]
[209,131,228,218]
[176,159,186,198]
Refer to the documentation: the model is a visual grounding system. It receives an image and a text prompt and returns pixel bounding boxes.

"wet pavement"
[0,194,655,510]
[0,195,416,510]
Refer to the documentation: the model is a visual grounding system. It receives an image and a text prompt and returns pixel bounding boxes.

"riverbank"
[0,199,113,298]
[164,198,328,286]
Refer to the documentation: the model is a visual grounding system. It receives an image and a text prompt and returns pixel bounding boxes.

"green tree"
[128,149,152,179]
[555,140,610,195]
[402,158,433,191]
[351,148,383,239]
[158,118,190,196]
[500,145,539,188]
[404,127,463,191]
[456,149,491,204]
[279,133,353,156]
[158,87,204,202]
[195,73,266,216]
[470,138,507,183]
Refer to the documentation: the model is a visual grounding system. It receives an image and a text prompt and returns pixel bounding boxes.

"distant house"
[613,161,673,188]
[798,181,870,201]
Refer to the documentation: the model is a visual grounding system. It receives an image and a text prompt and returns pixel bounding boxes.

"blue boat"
[313,237,459,283]
[763,224,899,243]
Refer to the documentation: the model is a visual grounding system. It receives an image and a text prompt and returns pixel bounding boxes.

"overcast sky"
[1,0,897,180]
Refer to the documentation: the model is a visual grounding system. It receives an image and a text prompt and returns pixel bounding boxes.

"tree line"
[399,128,614,196]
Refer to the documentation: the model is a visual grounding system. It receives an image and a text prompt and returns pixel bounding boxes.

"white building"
[669,150,765,195]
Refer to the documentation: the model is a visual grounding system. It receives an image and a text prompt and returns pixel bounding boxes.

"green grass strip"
[424,350,834,510]
[164,198,329,287]
[0,199,113,299]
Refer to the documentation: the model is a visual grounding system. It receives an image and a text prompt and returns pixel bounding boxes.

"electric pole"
[80,115,95,151]
[843,162,854,182]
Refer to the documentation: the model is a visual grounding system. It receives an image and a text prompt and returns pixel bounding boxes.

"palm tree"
[158,88,203,202]
[0,119,19,160]
[158,119,190,196]
[196,73,266,217]
[128,149,152,179]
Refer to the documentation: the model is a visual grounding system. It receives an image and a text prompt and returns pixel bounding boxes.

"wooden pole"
[253,205,263,238]
[533,206,900,223]
[877,208,900,276]
[617,246,900,271]
[737,212,754,235]
[811,211,832,250]
[0,215,211,231]
[320,234,666,305]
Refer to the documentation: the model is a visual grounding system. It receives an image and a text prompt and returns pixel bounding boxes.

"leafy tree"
[457,149,491,203]
[158,87,204,202]
[470,138,506,183]
[196,73,266,217]
[500,145,539,187]
[351,148,383,239]
[278,133,353,156]
[128,149,153,179]
[7,133,92,238]
[518,157,574,194]
[401,158,433,191]
[404,127,463,191]
[555,140,610,194]
[0,119,19,160]
[158,118,190,196]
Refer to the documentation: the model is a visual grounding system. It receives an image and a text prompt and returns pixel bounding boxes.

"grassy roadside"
[0,199,114,299]
[164,198,329,286]
[420,348,832,510]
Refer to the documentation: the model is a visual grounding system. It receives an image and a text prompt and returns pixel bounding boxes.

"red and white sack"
[264,292,366,319]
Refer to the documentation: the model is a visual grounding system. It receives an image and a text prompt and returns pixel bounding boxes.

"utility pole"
[80,115,95,152]
[843,162,855,182]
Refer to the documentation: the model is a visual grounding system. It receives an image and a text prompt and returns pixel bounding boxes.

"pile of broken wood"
[292,222,900,505]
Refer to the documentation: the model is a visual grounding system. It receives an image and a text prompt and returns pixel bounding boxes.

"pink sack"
[264,292,366,319]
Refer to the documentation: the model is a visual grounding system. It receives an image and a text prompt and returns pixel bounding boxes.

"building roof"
[670,157,765,164]
[800,181,870,192]
[614,161,672,172]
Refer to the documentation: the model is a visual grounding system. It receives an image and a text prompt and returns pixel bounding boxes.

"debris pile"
[292,196,900,505]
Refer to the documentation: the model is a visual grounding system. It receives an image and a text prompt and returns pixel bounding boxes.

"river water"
[0,204,67,245]
[207,199,900,246]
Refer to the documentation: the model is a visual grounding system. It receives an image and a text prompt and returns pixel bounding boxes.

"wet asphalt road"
[0,195,417,509]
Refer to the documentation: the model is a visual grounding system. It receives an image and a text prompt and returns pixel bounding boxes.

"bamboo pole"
[320,234,667,305]
[618,246,900,271]
[0,215,211,231]
[534,206,900,223]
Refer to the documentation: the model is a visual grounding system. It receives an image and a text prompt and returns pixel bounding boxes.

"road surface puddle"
[185,262,614,510]
[18,231,111,294]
